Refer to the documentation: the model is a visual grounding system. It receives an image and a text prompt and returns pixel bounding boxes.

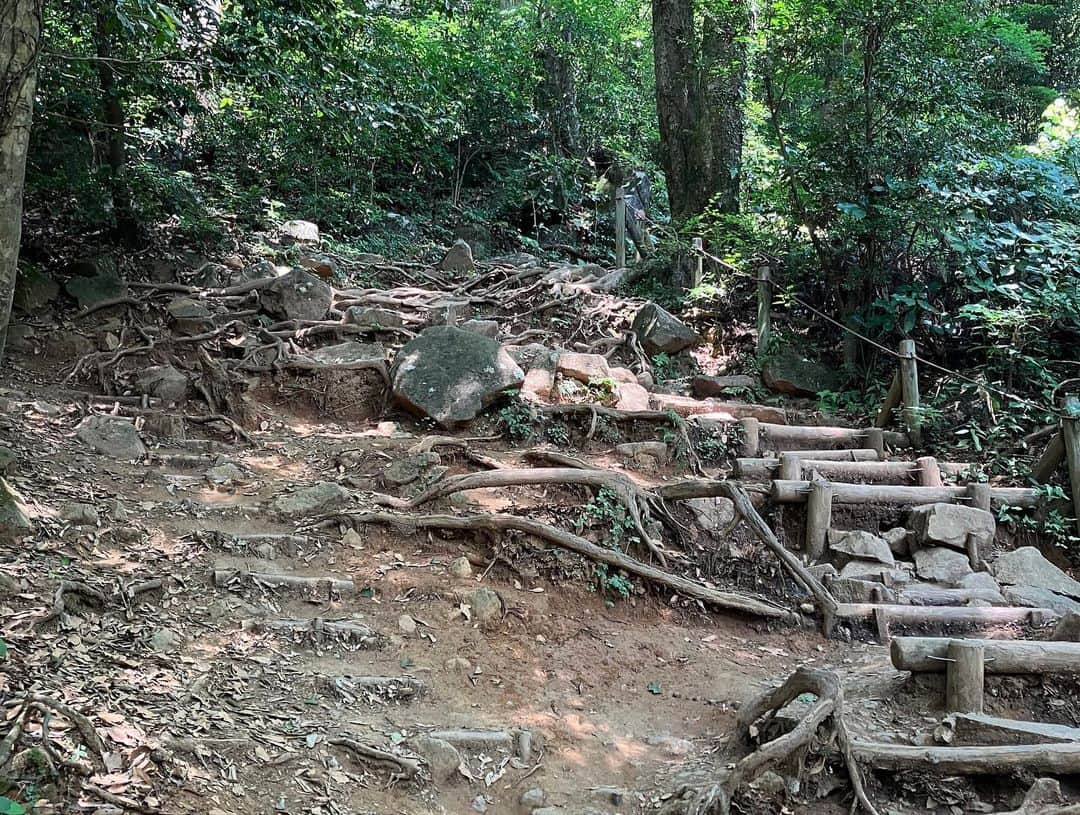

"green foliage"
[651,353,676,384]
[577,487,639,550]
[595,563,634,600]
[0,797,26,815]
[497,395,541,441]
[998,485,1078,551]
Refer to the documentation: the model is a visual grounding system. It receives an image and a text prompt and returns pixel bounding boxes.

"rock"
[828,578,895,604]
[958,572,1001,592]
[166,297,214,335]
[135,365,189,404]
[411,735,461,782]
[60,502,98,526]
[0,478,31,539]
[272,481,350,518]
[427,299,470,326]
[839,560,911,584]
[398,614,417,634]
[391,327,524,428]
[236,260,279,285]
[909,503,996,561]
[306,341,386,367]
[645,734,694,757]
[461,319,499,339]
[438,239,476,272]
[615,382,651,411]
[259,268,332,322]
[760,349,842,397]
[5,323,34,353]
[882,527,910,556]
[505,343,556,372]
[829,531,895,567]
[384,452,441,486]
[691,374,758,398]
[1052,611,1080,641]
[616,441,669,463]
[445,656,472,673]
[684,498,737,533]
[631,303,700,355]
[489,252,538,267]
[520,368,554,404]
[1004,586,1080,614]
[520,788,547,810]
[298,251,338,280]
[914,547,973,583]
[0,446,17,475]
[190,262,231,288]
[750,770,787,797]
[206,463,246,485]
[280,219,320,244]
[65,274,127,310]
[449,557,473,579]
[44,330,94,359]
[13,268,59,312]
[470,587,503,624]
[556,353,612,384]
[992,547,1080,600]
[342,528,363,548]
[75,415,147,459]
[453,224,492,258]
[808,563,838,581]
[149,627,181,652]
[609,367,637,384]
[342,306,404,328]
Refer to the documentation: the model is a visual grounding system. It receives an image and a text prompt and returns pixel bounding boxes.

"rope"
[690,245,1068,421]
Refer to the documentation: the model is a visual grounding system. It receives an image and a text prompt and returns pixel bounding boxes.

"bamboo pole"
[898,339,922,446]
[614,186,626,269]
[1064,395,1080,538]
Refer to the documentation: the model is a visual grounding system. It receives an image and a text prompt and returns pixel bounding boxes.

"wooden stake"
[966,482,991,513]
[691,237,703,288]
[778,452,801,481]
[756,267,771,356]
[875,371,902,428]
[898,339,922,446]
[614,186,626,269]
[946,640,984,713]
[805,478,832,563]
[1063,395,1080,538]
[864,427,885,459]
[739,417,760,457]
[1032,430,1066,483]
[916,456,943,487]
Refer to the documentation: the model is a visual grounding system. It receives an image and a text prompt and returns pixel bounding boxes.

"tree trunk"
[701,0,747,215]
[95,7,138,242]
[536,5,581,156]
[0,0,42,364]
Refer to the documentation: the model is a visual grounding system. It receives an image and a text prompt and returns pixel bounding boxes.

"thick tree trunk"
[536,7,581,156]
[95,7,138,242]
[0,0,42,364]
[701,0,747,215]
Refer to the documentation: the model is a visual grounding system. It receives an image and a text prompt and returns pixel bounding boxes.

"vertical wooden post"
[691,237,704,289]
[805,478,833,563]
[1032,431,1066,483]
[756,267,771,356]
[898,339,922,447]
[916,456,942,487]
[614,186,626,269]
[864,428,885,460]
[778,453,801,482]
[967,482,992,513]
[1063,395,1080,538]
[946,640,984,714]
[875,371,903,428]
[739,417,760,457]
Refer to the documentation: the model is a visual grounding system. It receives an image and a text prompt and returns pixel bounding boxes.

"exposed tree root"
[328,736,421,779]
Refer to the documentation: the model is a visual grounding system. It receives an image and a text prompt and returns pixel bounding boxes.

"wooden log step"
[212,568,355,594]
[734,450,880,480]
[891,636,1080,674]
[244,617,381,647]
[795,459,919,484]
[838,603,1056,628]
[651,394,787,424]
[770,480,1041,507]
[849,739,1080,775]
[899,586,1006,606]
[754,421,909,452]
[945,713,1080,746]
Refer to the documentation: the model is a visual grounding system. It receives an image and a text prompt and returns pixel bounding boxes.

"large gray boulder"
[135,365,190,404]
[631,303,700,355]
[306,341,386,368]
[760,349,842,397]
[914,547,972,584]
[166,297,214,335]
[829,530,895,567]
[65,274,127,310]
[75,415,147,459]
[909,503,995,560]
[280,219,320,244]
[391,327,523,428]
[272,481,350,518]
[993,547,1080,600]
[1004,585,1080,614]
[260,268,332,322]
[13,268,59,313]
[437,239,476,273]
[342,306,404,328]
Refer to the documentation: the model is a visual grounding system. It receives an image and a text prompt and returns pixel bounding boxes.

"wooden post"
[916,456,942,487]
[739,417,760,457]
[805,478,833,563]
[1032,431,1066,483]
[778,453,801,481]
[967,482,991,513]
[864,427,885,460]
[946,640,985,714]
[614,186,626,269]
[756,267,771,356]
[898,339,922,447]
[1063,395,1080,538]
[875,371,903,428]
[691,237,704,289]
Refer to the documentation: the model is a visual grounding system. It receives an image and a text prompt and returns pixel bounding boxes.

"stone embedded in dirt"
[280,219,320,244]
[1053,611,1080,642]
[993,546,1080,600]
[645,734,694,757]
[260,268,333,322]
[384,452,441,486]
[342,306,404,328]
[829,530,895,568]
[272,480,350,518]
[307,341,387,368]
[0,446,17,476]
[135,364,190,404]
[298,251,338,280]
[1003,585,1080,615]
[149,627,181,652]
[749,771,787,797]
[520,788,548,810]
[166,297,214,337]
[809,563,838,581]
[391,326,524,428]
[0,478,31,539]
[445,656,472,673]
[65,273,128,310]
[631,303,701,355]
[882,527,910,556]
[609,367,637,384]
[411,735,461,782]
[556,352,611,383]
[957,572,1000,593]
[914,547,973,583]
[616,441,668,465]
[838,560,911,584]
[520,368,554,404]
[469,587,503,624]
[75,415,147,460]
[342,528,364,549]
[449,556,473,579]
[461,318,499,339]
[438,239,476,272]
[691,374,759,398]
[685,497,736,532]
[398,614,417,634]
[206,463,246,485]
[615,382,651,411]
[908,502,995,561]
[13,267,59,313]
[505,343,557,372]
[60,502,99,527]
[760,348,842,397]
[427,299,470,326]
[828,578,895,604]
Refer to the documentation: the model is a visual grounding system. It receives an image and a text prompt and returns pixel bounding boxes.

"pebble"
[341,528,364,548]
[149,627,181,652]
[412,735,461,782]
[469,587,503,624]
[520,787,547,809]
[449,556,473,579]
[60,502,99,527]
[445,656,472,673]
[398,614,417,634]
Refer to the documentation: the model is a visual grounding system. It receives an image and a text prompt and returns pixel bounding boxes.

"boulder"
[298,251,338,280]
[75,415,147,459]
[149,627,182,652]
[427,299,470,326]
[609,367,637,384]
[306,341,386,368]
[461,319,499,339]
[410,735,461,782]
[914,547,973,584]
[272,481,350,518]
[992,547,1080,600]
[5,324,34,353]
[631,303,700,355]
[236,260,279,285]
[760,349,842,397]
[13,268,59,312]
[882,527,910,557]
[437,239,476,273]
[691,375,758,398]
[470,587,503,624]
[0,478,31,539]
[206,463,247,485]
[384,452,441,486]
[0,446,17,475]
[259,268,332,322]
[166,297,214,335]
[449,557,473,579]
[828,578,895,604]
[839,560,912,584]
[506,343,557,372]
[958,572,1001,593]
[615,383,651,411]
[342,306,404,328]
[60,502,99,526]
[909,503,996,560]
[280,219,320,244]
[685,497,736,532]
[616,441,669,471]
[391,327,524,428]
[520,368,554,404]
[829,530,895,567]
[65,274,127,310]
[135,365,190,404]
[1003,586,1080,615]
[556,353,611,384]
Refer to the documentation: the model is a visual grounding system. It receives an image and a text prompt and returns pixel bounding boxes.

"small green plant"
[577,487,639,550]
[595,563,633,599]
[0,796,26,815]
[651,353,676,383]
[497,395,540,441]
[544,422,570,446]
[586,376,618,402]
[998,486,1078,551]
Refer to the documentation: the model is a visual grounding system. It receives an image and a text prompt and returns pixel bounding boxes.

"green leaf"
[0,797,26,815]
[0,639,8,660]
[359,586,375,599]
